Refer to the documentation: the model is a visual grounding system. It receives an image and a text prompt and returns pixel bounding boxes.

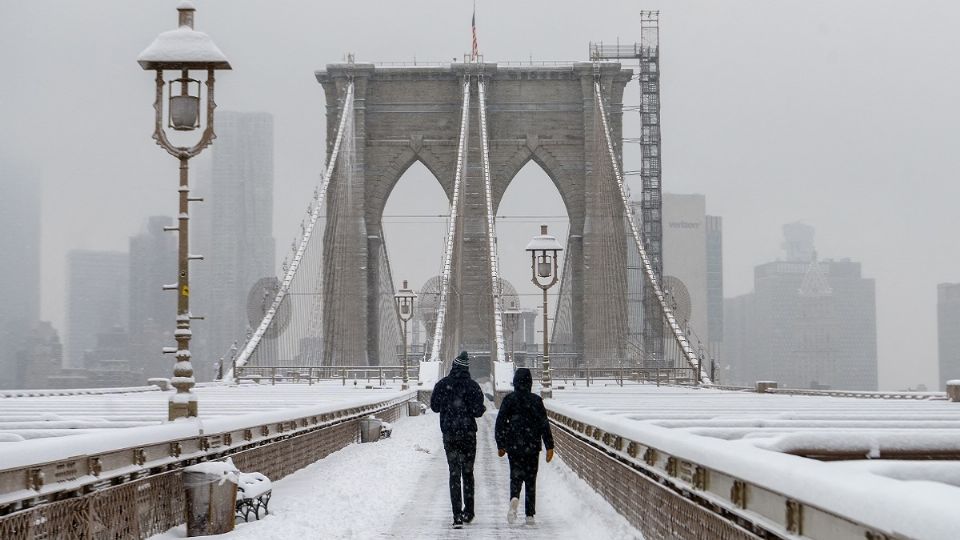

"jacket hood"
[513,368,533,392]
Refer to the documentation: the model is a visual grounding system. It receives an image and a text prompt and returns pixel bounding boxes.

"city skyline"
[1,1,958,389]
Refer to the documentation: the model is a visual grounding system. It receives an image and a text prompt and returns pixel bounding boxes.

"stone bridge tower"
[316,62,633,369]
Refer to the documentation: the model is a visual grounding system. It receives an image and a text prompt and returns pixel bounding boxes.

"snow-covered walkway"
[154,403,641,539]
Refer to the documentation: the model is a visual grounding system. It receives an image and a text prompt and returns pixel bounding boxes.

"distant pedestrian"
[494,367,554,525]
[430,351,486,528]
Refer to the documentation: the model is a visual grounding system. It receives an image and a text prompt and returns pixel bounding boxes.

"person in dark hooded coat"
[495,368,554,524]
[430,351,486,527]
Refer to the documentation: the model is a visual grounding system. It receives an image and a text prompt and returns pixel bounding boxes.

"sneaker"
[507,497,519,524]
[453,515,464,529]
[462,512,474,524]
[525,515,536,525]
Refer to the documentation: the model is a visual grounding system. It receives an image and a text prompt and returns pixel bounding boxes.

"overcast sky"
[1,1,957,390]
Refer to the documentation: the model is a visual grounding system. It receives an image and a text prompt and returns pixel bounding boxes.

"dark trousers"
[443,434,477,519]
[508,452,540,517]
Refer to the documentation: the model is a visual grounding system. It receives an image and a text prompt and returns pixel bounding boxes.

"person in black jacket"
[430,351,486,528]
[495,367,554,525]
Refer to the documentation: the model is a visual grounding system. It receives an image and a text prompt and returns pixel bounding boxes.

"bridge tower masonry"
[316,62,632,368]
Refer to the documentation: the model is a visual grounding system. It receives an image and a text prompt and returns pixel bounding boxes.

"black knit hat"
[453,350,470,367]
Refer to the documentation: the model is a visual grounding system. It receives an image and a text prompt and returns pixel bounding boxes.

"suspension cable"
[477,78,508,366]
[593,81,711,384]
[427,79,471,364]
[227,81,355,378]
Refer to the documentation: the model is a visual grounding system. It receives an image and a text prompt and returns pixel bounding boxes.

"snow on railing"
[477,79,512,392]
[593,81,710,384]
[423,79,471,377]
[546,398,960,540]
[0,389,413,509]
[226,82,355,380]
[0,386,160,399]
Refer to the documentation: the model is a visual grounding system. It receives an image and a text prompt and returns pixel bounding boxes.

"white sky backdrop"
[0,1,958,390]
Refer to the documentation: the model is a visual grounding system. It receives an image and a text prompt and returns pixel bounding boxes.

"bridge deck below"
[153,403,641,539]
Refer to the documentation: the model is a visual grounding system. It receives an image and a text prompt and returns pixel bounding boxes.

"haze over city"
[1,0,959,390]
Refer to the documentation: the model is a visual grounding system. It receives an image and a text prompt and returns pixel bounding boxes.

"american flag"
[471,2,479,61]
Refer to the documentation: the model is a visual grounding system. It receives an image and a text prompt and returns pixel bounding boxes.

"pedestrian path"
[380,404,640,539]
[152,402,641,539]
[382,412,562,538]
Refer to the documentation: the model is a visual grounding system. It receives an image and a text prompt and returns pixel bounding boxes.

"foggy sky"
[1,1,957,390]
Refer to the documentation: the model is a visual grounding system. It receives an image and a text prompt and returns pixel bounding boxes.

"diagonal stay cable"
[593,80,710,384]
[427,79,471,364]
[477,79,507,367]
[227,82,355,378]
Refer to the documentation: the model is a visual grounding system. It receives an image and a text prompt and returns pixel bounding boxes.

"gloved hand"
[498,448,506,457]
[546,449,554,463]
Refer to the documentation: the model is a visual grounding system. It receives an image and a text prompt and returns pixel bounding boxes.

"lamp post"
[394,280,417,390]
[526,225,563,399]
[138,1,231,420]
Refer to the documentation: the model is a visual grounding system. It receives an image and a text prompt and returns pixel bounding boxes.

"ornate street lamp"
[525,225,563,399]
[138,1,231,420]
[394,280,417,390]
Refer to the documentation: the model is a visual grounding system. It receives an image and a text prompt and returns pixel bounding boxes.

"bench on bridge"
[236,472,272,523]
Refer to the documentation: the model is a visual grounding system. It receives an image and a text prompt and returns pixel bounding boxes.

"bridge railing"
[0,385,160,399]
[524,366,697,387]
[766,386,947,400]
[0,390,413,536]
[234,366,420,386]
[546,399,952,540]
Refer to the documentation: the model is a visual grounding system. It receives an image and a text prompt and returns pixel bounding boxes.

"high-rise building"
[0,162,41,388]
[938,283,960,389]
[705,215,724,374]
[65,250,129,369]
[627,195,723,370]
[129,216,177,379]
[16,321,63,389]
[723,224,877,390]
[662,194,709,351]
[192,111,275,380]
